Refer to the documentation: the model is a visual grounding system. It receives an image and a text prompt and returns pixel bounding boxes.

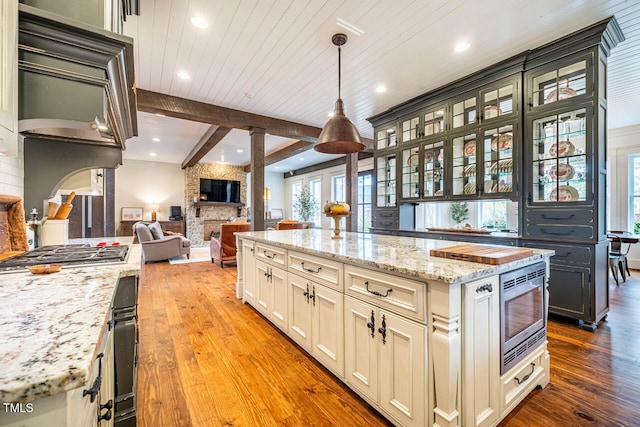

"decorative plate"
[491,133,513,151]
[484,105,502,119]
[463,140,476,156]
[546,87,578,103]
[407,153,419,167]
[550,185,580,202]
[549,140,575,157]
[550,163,575,181]
[425,150,434,163]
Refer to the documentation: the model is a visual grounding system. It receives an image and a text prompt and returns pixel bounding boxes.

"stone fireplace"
[185,163,247,247]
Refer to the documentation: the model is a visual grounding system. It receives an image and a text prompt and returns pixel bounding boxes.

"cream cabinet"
[288,272,344,376]
[462,276,500,427]
[2,322,114,427]
[256,259,287,332]
[344,295,426,427]
[0,0,18,157]
[241,239,256,305]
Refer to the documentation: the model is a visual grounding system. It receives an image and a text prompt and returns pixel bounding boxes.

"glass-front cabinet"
[531,108,588,203]
[423,139,445,198]
[401,145,420,199]
[376,153,396,207]
[451,132,478,197]
[452,76,518,130]
[530,59,588,108]
[375,122,397,151]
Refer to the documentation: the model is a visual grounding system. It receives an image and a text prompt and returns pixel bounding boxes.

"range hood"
[17,4,137,148]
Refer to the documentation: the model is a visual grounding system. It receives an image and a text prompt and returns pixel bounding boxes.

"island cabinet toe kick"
[236,232,552,427]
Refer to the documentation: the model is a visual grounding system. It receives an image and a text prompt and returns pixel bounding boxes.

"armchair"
[135,222,191,263]
[210,222,250,267]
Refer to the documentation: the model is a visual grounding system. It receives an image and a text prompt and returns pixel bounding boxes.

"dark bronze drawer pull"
[366,310,375,338]
[365,281,393,298]
[540,228,575,236]
[554,252,572,258]
[476,284,493,293]
[83,353,104,403]
[541,214,575,221]
[514,363,536,385]
[378,315,387,344]
[301,262,321,274]
[263,251,276,259]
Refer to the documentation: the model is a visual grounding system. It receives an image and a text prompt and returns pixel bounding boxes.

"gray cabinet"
[520,22,623,330]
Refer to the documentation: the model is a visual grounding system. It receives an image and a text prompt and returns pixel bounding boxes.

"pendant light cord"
[338,46,341,99]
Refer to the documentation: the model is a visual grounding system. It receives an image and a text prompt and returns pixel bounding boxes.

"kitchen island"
[0,238,141,426]
[236,230,554,427]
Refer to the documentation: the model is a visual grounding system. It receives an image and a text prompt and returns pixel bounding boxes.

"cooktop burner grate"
[0,244,129,271]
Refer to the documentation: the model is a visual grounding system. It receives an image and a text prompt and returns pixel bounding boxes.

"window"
[332,175,345,202]
[309,178,322,225]
[291,181,302,219]
[478,200,507,229]
[358,171,372,232]
[631,156,640,233]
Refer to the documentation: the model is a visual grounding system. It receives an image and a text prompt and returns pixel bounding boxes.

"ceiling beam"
[243,140,314,172]
[284,151,373,178]
[181,125,232,169]
[137,89,322,143]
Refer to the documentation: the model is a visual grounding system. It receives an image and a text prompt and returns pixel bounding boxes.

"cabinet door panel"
[256,260,272,316]
[287,274,312,350]
[344,296,378,402]
[379,311,426,427]
[463,277,499,427]
[547,265,588,317]
[242,240,256,304]
[312,285,344,377]
[270,266,288,332]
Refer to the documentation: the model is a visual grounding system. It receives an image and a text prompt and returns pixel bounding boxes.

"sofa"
[210,221,250,267]
[135,221,191,263]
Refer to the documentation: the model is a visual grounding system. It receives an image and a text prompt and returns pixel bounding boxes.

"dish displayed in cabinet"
[545,87,578,103]
[549,140,576,157]
[463,164,476,177]
[549,163,575,180]
[464,182,476,194]
[550,185,579,201]
[407,153,419,167]
[484,105,503,119]
[491,133,513,150]
[434,189,444,196]
[463,140,476,156]
[490,159,513,174]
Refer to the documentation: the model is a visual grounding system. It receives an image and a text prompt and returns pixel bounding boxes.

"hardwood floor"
[137,260,640,426]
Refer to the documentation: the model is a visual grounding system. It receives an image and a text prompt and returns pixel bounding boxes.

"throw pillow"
[148,222,164,240]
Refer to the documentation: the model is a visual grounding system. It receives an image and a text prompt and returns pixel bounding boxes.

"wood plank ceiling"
[122,0,640,171]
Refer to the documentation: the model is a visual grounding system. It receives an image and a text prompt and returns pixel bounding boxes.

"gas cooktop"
[0,244,129,272]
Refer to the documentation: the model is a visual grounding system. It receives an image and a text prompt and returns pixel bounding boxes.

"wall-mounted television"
[199,178,241,203]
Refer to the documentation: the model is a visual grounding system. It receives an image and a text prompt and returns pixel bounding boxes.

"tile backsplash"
[0,138,24,198]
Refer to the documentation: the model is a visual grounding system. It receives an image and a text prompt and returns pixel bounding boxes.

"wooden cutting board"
[430,244,534,265]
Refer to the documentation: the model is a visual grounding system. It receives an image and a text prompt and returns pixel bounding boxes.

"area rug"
[168,247,211,264]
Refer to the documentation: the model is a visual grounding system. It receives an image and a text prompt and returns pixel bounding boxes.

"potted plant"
[450,201,469,227]
[293,186,319,227]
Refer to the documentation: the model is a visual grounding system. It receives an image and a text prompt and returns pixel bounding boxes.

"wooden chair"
[276,220,304,230]
[210,222,250,267]
[607,233,628,285]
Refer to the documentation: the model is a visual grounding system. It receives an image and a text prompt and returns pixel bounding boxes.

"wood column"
[250,127,265,231]
[345,153,358,232]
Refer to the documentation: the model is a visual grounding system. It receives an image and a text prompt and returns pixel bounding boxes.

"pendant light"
[314,33,365,154]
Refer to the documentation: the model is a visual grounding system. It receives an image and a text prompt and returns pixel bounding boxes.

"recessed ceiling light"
[375,85,387,93]
[275,166,280,170]
[152,137,160,142]
[245,92,254,99]
[299,157,305,161]
[191,16,208,29]
[177,70,191,80]
[150,152,157,157]
[237,149,244,153]
[454,42,470,52]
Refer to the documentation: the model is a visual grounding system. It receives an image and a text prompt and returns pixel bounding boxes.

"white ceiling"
[121,0,640,172]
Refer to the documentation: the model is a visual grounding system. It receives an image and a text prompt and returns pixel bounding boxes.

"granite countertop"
[0,238,141,403]
[239,229,553,284]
